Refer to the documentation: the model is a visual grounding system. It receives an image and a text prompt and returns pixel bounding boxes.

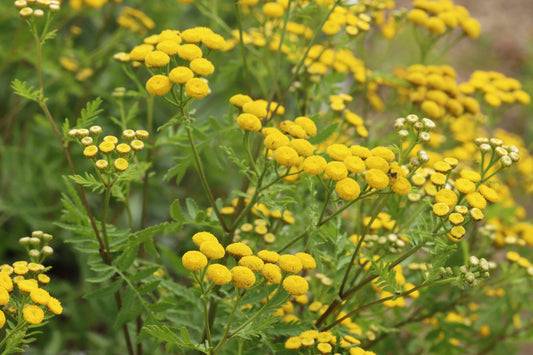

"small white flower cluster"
[15,0,60,19]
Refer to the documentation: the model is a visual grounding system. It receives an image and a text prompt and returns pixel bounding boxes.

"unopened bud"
[42,233,53,242]
[406,114,419,123]
[420,132,431,142]
[29,237,41,247]
[41,246,54,256]
[29,249,40,259]
[19,237,31,246]
[19,6,33,18]
[501,155,513,167]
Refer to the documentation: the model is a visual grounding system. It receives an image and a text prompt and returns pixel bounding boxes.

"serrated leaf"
[115,246,139,271]
[76,97,103,128]
[170,199,185,223]
[11,78,43,102]
[129,265,161,283]
[68,173,105,193]
[84,279,123,299]
[185,198,199,219]
[137,279,161,294]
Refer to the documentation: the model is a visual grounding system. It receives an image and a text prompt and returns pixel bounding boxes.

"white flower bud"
[501,155,513,167]
[406,114,419,123]
[19,7,33,18]
[422,117,436,131]
[420,132,431,142]
[475,137,489,145]
[42,246,54,256]
[29,249,40,259]
[398,129,409,139]
[495,147,508,156]
[33,9,44,18]
[479,143,491,153]
[489,138,503,146]
[509,152,519,162]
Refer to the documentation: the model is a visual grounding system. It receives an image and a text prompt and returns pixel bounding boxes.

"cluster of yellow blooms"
[69,0,120,11]
[0,231,62,330]
[259,116,413,200]
[70,127,147,173]
[116,6,155,35]
[117,27,226,99]
[284,328,375,354]
[15,0,60,18]
[416,138,519,242]
[406,0,481,38]
[182,231,314,297]
[395,64,480,119]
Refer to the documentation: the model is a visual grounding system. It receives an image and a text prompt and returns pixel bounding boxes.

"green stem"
[186,124,229,232]
[234,0,252,94]
[321,277,457,331]
[212,290,245,355]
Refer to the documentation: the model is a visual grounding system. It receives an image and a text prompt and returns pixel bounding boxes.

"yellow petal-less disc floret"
[146,75,173,96]
[285,337,302,350]
[18,279,38,292]
[238,255,264,272]
[23,305,44,325]
[455,178,476,194]
[0,273,13,292]
[264,132,290,150]
[325,161,348,181]
[0,310,5,329]
[177,44,203,60]
[47,297,63,315]
[116,143,131,155]
[303,155,327,175]
[289,139,314,157]
[279,254,303,274]
[371,146,395,162]
[344,156,366,174]
[192,231,218,247]
[435,188,458,207]
[145,50,170,68]
[30,288,51,305]
[202,32,226,50]
[283,275,309,296]
[189,57,215,76]
[364,156,389,173]
[460,169,481,182]
[243,101,268,119]
[207,264,232,285]
[230,266,256,288]
[0,288,9,306]
[391,177,412,196]
[199,241,225,259]
[262,263,282,284]
[274,146,299,167]
[114,158,129,172]
[336,178,361,200]
[365,169,390,190]
[83,145,98,158]
[294,116,317,137]
[478,184,499,202]
[185,78,209,99]
[226,242,253,257]
[169,66,194,84]
[257,250,280,263]
[295,252,316,270]
[229,94,253,108]
[433,202,450,217]
[182,250,208,271]
[351,145,371,159]
[466,192,487,209]
[237,113,262,132]
[327,144,351,161]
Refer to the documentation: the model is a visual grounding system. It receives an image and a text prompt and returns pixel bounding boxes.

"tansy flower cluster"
[417,138,519,242]
[229,94,285,132]
[459,70,531,108]
[117,7,155,35]
[394,64,481,119]
[15,0,60,18]
[181,231,315,297]
[69,127,147,174]
[297,141,412,200]
[329,95,370,138]
[69,0,120,11]
[120,27,225,99]
[0,232,62,331]
[406,0,482,38]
